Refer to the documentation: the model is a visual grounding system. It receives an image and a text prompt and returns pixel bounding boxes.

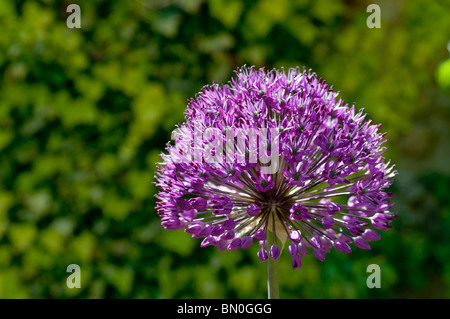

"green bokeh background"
[1,0,449,298]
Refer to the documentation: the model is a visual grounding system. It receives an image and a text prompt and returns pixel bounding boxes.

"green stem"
[267,231,279,299]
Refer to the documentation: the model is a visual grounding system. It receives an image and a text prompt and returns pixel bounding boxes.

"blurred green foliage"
[0,0,449,298]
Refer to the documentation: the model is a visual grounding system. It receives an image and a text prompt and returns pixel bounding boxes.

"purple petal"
[184,224,202,235]
[180,209,197,222]
[176,198,192,210]
[333,240,352,254]
[247,204,261,217]
[193,224,212,238]
[162,217,185,230]
[290,230,302,243]
[211,224,224,236]
[288,243,299,256]
[363,229,381,242]
[313,249,325,262]
[321,216,335,229]
[298,241,308,256]
[292,255,302,269]
[269,245,281,260]
[190,197,207,210]
[220,230,235,240]
[218,240,227,251]
[354,236,371,250]
[253,229,266,241]
[257,248,268,262]
[222,218,236,230]
[201,235,217,247]
[240,236,253,249]
[227,237,241,250]
[310,235,322,249]
[326,202,342,215]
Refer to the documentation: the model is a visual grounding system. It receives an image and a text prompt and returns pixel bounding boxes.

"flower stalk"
[267,230,279,299]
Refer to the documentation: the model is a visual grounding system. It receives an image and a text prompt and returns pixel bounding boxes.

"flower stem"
[267,231,279,299]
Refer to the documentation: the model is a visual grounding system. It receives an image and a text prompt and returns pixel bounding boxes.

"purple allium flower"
[155,66,397,269]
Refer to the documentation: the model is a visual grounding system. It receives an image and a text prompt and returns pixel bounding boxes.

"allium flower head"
[155,66,397,268]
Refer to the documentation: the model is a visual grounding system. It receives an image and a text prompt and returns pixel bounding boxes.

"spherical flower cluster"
[155,66,397,269]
